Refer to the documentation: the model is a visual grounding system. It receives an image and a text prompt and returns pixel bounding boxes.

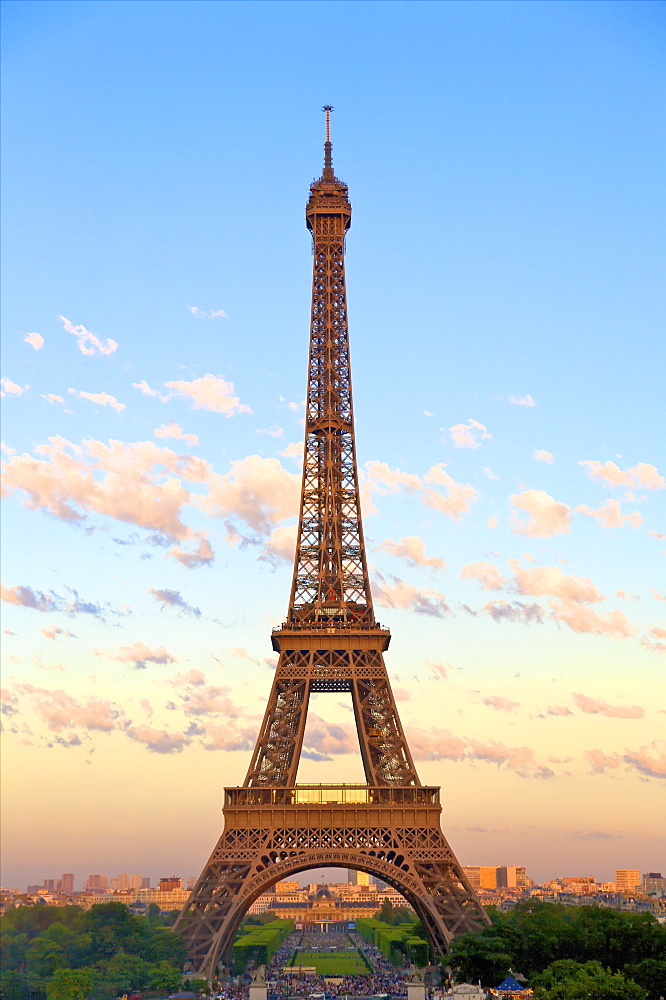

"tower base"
[174,784,489,980]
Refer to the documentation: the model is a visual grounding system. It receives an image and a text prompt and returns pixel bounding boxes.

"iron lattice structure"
[174,109,489,979]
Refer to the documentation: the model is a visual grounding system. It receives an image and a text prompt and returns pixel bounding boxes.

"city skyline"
[2,0,664,891]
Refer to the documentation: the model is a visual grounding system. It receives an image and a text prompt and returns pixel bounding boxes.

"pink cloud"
[406,727,467,761]
[302,714,358,760]
[482,695,520,712]
[103,642,176,670]
[579,459,665,490]
[165,373,251,416]
[24,332,44,350]
[585,740,665,779]
[1,378,29,397]
[198,720,256,752]
[509,394,535,407]
[550,600,634,639]
[68,388,125,413]
[125,724,188,754]
[482,600,545,624]
[262,524,298,563]
[510,489,572,537]
[171,669,207,686]
[573,693,645,718]
[148,587,201,617]
[507,559,604,604]
[461,560,505,590]
[585,748,623,773]
[379,536,445,569]
[167,539,214,568]
[1,583,55,611]
[17,684,124,733]
[532,449,553,464]
[154,421,199,446]
[547,705,573,716]
[576,499,642,529]
[428,661,449,680]
[60,315,117,356]
[466,738,554,779]
[203,455,300,536]
[2,436,201,540]
[364,461,477,522]
[623,740,666,779]
[374,576,451,617]
[448,418,491,449]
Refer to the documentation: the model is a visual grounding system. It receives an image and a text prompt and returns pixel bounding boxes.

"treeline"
[0,902,190,1000]
[448,900,666,999]
[356,915,429,967]
[230,919,294,975]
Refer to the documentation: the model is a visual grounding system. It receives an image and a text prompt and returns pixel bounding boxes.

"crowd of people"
[208,929,429,1000]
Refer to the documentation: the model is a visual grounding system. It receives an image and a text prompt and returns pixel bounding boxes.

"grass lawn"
[289,950,369,975]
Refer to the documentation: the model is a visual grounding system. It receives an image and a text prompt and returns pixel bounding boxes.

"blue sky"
[1,0,664,891]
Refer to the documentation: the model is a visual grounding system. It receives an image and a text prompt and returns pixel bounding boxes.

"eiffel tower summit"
[174,108,490,978]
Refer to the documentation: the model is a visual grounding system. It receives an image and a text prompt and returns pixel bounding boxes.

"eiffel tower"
[174,108,489,979]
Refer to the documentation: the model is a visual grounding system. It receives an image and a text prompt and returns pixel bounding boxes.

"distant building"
[60,874,75,893]
[85,874,108,891]
[616,869,640,892]
[141,876,151,889]
[497,867,528,888]
[561,876,596,894]
[463,866,498,889]
[643,872,665,895]
[128,874,143,890]
[159,876,183,891]
[347,870,370,886]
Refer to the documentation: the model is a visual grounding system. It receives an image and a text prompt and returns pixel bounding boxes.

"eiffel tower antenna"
[174,113,489,980]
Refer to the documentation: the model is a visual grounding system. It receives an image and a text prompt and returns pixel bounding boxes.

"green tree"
[44,969,93,1000]
[623,958,666,1000]
[533,959,647,1000]
[147,960,183,995]
[26,938,68,979]
[378,899,396,925]
[0,970,30,1000]
[185,978,209,995]
[101,951,151,994]
[448,931,512,986]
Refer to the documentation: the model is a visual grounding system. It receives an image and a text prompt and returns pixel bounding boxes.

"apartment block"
[616,869,641,892]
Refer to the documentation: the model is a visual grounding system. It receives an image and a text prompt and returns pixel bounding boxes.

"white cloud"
[187,306,228,319]
[509,394,536,407]
[165,373,252,416]
[60,315,117,356]
[448,418,491,449]
[68,388,125,413]
[133,380,159,396]
[1,378,29,397]
[154,421,199,446]
[532,449,553,464]
[24,332,44,350]
[483,467,499,480]
[280,441,303,458]
[510,489,572,537]
[41,394,65,405]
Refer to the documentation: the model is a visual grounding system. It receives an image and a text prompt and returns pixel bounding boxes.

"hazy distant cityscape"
[2,866,664,921]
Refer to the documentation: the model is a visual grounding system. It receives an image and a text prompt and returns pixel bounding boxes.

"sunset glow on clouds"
[2,0,664,889]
